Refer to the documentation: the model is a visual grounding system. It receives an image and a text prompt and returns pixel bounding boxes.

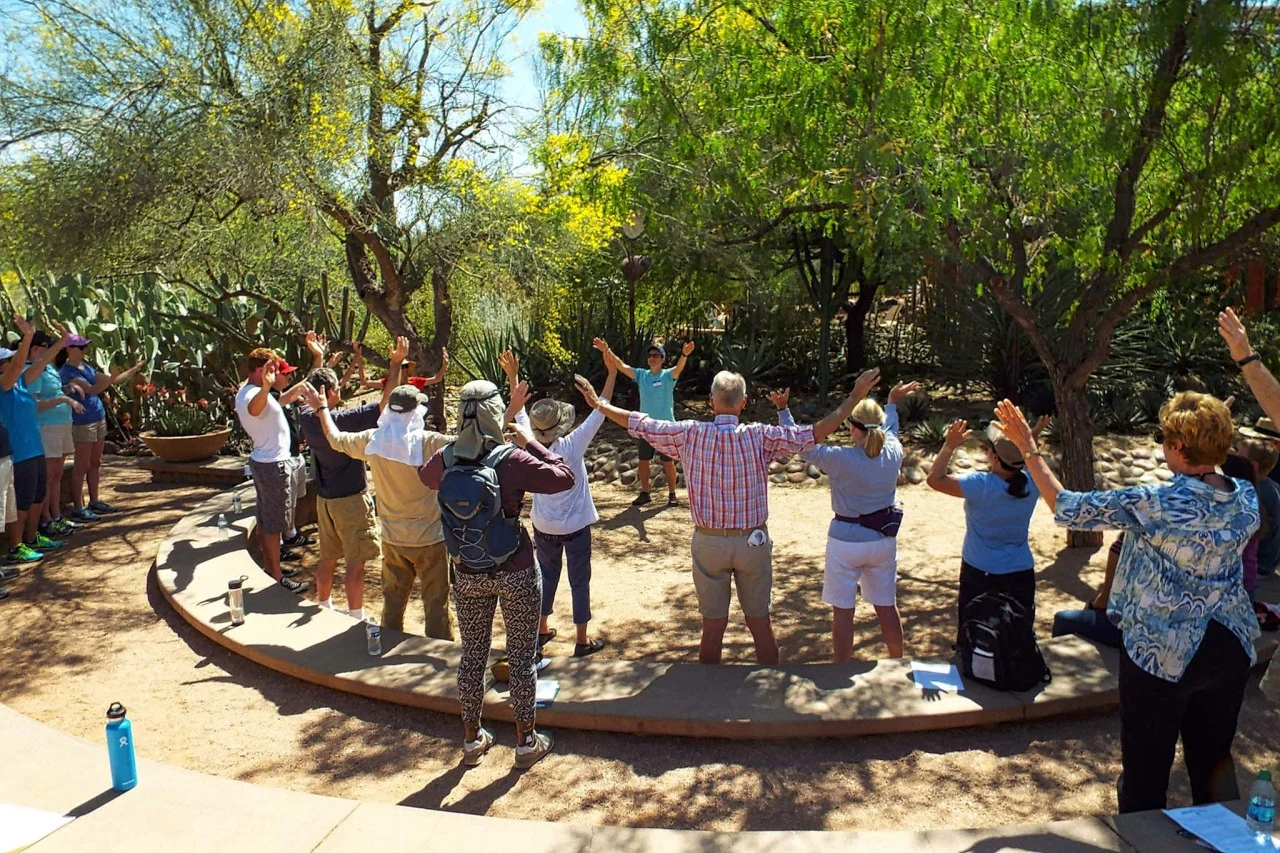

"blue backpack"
[438,443,520,571]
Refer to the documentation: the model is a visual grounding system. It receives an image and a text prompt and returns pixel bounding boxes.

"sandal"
[538,629,557,647]
[574,638,606,658]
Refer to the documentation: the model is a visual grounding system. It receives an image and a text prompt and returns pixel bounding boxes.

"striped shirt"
[628,412,814,530]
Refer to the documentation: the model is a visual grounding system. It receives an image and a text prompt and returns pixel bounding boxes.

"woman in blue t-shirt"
[57,336,144,521]
[927,418,1041,642]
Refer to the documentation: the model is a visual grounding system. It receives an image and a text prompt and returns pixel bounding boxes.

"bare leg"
[576,621,588,644]
[638,459,652,493]
[699,616,729,664]
[261,531,282,580]
[874,604,904,658]
[832,605,856,662]
[345,562,365,610]
[316,557,336,601]
[745,614,780,665]
[662,459,678,497]
[87,439,105,504]
[70,443,92,510]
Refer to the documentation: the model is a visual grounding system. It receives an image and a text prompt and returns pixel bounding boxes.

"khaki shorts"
[0,456,15,525]
[73,419,107,444]
[690,527,773,619]
[40,423,75,457]
[317,492,381,565]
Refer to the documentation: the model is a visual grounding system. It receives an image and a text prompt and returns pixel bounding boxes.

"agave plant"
[714,326,779,392]
[908,416,952,449]
[896,393,932,424]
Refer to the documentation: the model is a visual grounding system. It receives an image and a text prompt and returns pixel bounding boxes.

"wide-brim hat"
[1239,417,1280,442]
[529,398,576,444]
[986,423,1026,468]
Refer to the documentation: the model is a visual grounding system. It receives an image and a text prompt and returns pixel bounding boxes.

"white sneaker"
[514,731,553,770]
[463,728,494,767]
[348,607,364,622]
[318,598,334,610]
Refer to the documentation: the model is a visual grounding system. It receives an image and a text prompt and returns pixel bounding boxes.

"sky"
[499,0,588,122]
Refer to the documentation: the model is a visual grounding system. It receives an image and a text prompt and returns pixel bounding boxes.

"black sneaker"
[282,532,314,548]
[0,566,19,582]
[667,493,679,507]
[280,576,310,594]
[280,548,302,562]
[281,566,300,578]
[0,586,8,601]
[631,492,651,507]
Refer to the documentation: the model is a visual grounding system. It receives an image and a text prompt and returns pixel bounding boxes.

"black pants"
[1117,619,1251,813]
[956,560,1035,645]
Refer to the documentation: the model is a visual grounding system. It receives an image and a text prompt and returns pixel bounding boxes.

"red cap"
[276,360,298,375]
[407,376,429,391]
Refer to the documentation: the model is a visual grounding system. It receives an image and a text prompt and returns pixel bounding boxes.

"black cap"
[228,578,243,590]
[31,330,55,348]
[106,702,126,720]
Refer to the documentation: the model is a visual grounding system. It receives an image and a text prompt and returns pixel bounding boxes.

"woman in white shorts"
[777,379,917,660]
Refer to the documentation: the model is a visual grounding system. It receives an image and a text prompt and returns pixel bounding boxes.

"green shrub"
[908,416,951,448]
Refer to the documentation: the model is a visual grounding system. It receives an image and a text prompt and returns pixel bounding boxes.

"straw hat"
[529,398,576,444]
[1238,417,1280,442]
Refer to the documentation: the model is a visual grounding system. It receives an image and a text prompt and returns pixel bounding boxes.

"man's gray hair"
[307,367,339,394]
[710,371,747,408]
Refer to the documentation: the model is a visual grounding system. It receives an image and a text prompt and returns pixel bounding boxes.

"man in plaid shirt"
[579,366,866,664]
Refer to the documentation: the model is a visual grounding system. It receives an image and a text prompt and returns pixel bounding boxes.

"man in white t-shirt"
[234,347,310,594]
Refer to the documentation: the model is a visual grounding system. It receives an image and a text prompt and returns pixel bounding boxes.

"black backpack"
[957,592,1052,692]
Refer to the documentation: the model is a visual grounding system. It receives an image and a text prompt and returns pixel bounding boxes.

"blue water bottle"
[105,702,137,791]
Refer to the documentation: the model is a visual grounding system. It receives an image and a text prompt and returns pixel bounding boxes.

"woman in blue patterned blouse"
[994,393,1259,814]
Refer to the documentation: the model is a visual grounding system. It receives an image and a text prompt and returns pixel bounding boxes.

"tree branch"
[717,202,850,246]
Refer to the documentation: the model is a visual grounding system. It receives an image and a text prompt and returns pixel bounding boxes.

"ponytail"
[851,398,887,457]
[1005,469,1030,498]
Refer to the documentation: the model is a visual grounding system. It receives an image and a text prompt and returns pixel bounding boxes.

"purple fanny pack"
[835,506,904,537]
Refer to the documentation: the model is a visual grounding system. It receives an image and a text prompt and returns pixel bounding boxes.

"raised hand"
[351,341,363,363]
[298,382,326,411]
[1223,395,1236,410]
[994,399,1036,453]
[768,387,790,410]
[390,336,410,365]
[574,374,600,409]
[326,351,344,368]
[852,367,881,401]
[305,330,328,360]
[498,349,519,384]
[13,313,33,337]
[943,419,970,449]
[503,380,531,428]
[261,358,278,388]
[888,381,921,406]
[592,337,610,354]
[423,347,448,385]
[505,417,535,449]
[682,340,695,357]
[50,319,70,342]
[1218,308,1253,362]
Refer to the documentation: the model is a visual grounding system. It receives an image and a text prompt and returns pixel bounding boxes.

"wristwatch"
[1235,352,1262,368]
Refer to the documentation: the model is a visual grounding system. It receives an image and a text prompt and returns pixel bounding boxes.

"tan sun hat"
[1238,417,1280,442]
[529,398,576,444]
[985,423,1026,468]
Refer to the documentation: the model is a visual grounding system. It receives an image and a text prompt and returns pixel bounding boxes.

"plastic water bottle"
[228,578,245,626]
[366,619,382,657]
[1247,769,1276,837]
[216,513,229,534]
[105,703,137,791]
[231,494,242,514]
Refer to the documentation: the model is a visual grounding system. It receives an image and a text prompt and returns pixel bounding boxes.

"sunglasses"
[647,352,663,360]
[1154,428,1166,445]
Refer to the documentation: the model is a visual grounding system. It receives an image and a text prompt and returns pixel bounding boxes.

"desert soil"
[1,458,1276,833]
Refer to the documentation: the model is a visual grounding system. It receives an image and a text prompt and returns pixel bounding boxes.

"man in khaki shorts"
[300,338,454,639]
[297,366,383,621]
[582,368,816,664]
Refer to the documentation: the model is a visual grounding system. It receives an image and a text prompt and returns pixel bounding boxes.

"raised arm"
[245,359,277,418]
[995,399,1064,512]
[813,368,880,443]
[422,347,448,386]
[381,337,408,412]
[1220,308,1280,424]
[338,342,362,389]
[926,419,971,498]
[90,359,145,395]
[885,381,920,438]
[600,351,619,401]
[575,375,633,429]
[2,315,35,392]
[305,331,328,371]
[298,383,342,449]
[671,340,695,380]
[23,322,71,385]
[594,337,634,380]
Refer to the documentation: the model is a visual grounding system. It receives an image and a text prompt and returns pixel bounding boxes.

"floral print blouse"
[1054,475,1260,682]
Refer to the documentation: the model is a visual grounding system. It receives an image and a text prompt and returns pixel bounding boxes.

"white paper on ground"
[1163,803,1279,852]
[0,803,74,852]
[535,679,560,707]
[910,661,965,693]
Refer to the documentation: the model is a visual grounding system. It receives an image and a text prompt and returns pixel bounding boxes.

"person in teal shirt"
[594,337,693,507]
[29,330,83,538]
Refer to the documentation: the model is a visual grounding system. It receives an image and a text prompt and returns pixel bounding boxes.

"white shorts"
[823,536,898,609]
[0,456,14,525]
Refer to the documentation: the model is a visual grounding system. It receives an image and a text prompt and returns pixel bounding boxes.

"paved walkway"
[5,701,1271,852]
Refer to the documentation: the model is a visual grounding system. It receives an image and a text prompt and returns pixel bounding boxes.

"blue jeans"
[535,526,593,625]
[1052,607,1122,648]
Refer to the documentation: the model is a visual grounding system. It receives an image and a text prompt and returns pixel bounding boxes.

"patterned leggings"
[453,564,543,729]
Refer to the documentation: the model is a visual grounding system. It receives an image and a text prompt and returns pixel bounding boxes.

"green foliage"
[897,393,932,424]
[714,323,779,392]
[139,387,226,437]
[908,417,951,449]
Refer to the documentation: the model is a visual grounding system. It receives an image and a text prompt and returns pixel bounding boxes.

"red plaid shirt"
[629,412,814,530]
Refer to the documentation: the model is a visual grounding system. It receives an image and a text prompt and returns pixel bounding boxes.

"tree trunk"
[425,265,452,428]
[1052,380,1103,548]
[844,279,880,374]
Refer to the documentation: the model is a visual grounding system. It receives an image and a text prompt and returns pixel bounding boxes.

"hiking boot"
[279,576,310,594]
[282,531,314,548]
[31,534,62,551]
[462,728,494,767]
[631,491,651,507]
[88,500,118,514]
[514,731,553,770]
[69,507,100,523]
[7,544,43,564]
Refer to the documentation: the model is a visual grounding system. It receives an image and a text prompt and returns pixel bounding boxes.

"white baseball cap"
[0,348,16,361]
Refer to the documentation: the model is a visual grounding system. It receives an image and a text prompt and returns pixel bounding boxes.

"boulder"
[770,473,787,485]
[768,460,784,475]
[799,477,819,489]
[807,464,821,478]
[1133,458,1157,472]
[602,458,617,474]
[1131,448,1152,460]
[591,470,606,482]
[954,458,972,469]
[1154,468,1174,481]
[620,470,637,486]
[905,467,926,485]
[787,471,809,483]
[786,461,805,474]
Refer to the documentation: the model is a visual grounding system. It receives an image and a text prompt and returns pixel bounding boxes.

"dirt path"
[2,459,1276,832]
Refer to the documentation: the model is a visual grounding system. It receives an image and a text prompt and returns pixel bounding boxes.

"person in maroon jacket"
[420,378,574,770]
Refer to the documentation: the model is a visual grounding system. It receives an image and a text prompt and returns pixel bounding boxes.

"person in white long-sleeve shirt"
[501,345,616,658]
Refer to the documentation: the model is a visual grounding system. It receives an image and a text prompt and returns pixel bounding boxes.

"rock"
[903,454,921,468]
[595,442,615,454]
[591,470,606,482]
[807,464,821,478]
[1140,473,1162,486]
[787,471,809,483]
[1154,449,1165,463]
[818,474,830,486]
[920,461,932,475]
[768,460,784,475]
[1095,474,1107,490]
[1095,449,1113,462]
[1095,460,1115,473]
[905,467,926,485]
[770,473,786,485]
[1154,468,1174,481]
[1133,458,1157,472]
[618,460,635,473]
[602,458,617,474]
[786,461,805,474]
[1122,476,1143,487]
[1131,448,1152,460]
[620,471,637,486]
[606,469,619,483]
[799,477,819,488]
[954,458,972,469]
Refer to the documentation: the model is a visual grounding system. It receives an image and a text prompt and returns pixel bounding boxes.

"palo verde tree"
[0,0,536,419]
[541,0,938,393]
[927,0,1280,545]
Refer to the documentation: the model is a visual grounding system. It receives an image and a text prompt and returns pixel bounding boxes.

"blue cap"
[648,343,666,359]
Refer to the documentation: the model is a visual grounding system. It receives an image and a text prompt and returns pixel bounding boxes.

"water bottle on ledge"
[1247,769,1275,838]
[228,578,245,626]
[231,494,242,514]
[366,619,382,657]
[216,513,229,535]
[105,703,137,792]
